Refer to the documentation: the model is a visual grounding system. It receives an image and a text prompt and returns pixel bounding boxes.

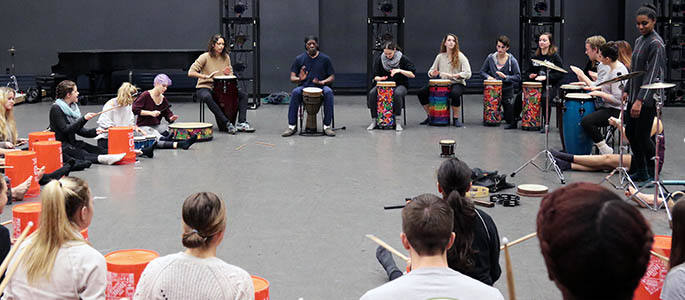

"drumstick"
[255,141,275,147]
[500,232,537,250]
[651,250,670,262]
[0,221,33,281]
[235,144,248,151]
[0,220,11,226]
[0,238,33,294]
[0,166,14,169]
[93,105,122,116]
[502,237,517,300]
[365,234,410,263]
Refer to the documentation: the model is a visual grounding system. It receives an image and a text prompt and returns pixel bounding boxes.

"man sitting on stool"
[189,34,254,134]
[360,194,504,300]
[282,36,336,137]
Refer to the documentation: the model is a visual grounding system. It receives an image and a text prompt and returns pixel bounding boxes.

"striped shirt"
[624,30,666,107]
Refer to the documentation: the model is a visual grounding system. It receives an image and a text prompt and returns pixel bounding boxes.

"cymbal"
[641,82,676,90]
[531,59,568,73]
[597,71,645,86]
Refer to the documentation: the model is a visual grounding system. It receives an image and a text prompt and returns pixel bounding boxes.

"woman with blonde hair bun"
[134,192,254,300]
[3,176,107,299]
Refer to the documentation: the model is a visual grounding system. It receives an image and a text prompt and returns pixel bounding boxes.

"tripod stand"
[626,83,673,220]
[511,60,566,184]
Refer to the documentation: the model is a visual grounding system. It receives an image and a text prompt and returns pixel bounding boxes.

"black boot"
[141,142,156,158]
[179,135,198,150]
[376,246,403,281]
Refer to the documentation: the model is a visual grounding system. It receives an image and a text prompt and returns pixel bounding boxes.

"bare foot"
[11,176,33,201]
[625,186,663,207]
[35,166,45,183]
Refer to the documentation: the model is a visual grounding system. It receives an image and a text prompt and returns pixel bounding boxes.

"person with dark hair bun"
[661,200,685,299]
[623,3,666,182]
[374,158,501,286]
[133,192,254,299]
[537,182,654,300]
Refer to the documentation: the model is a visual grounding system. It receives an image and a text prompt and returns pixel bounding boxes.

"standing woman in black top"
[623,4,666,182]
[367,42,416,131]
[523,32,564,133]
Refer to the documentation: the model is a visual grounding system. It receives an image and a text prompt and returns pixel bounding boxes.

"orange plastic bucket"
[107,127,135,164]
[5,151,39,198]
[34,141,63,173]
[105,249,159,300]
[11,202,88,240]
[252,275,270,300]
[28,131,55,151]
[633,235,671,299]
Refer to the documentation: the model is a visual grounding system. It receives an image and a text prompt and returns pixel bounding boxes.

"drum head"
[429,79,451,86]
[133,137,145,141]
[377,81,396,87]
[517,184,549,197]
[440,139,455,145]
[214,75,237,80]
[560,84,583,90]
[303,87,323,94]
[523,81,542,88]
[565,93,592,100]
[169,122,213,129]
[484,80,502,85]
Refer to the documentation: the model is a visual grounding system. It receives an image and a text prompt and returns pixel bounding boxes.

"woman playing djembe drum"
[523,32,564,133]
[416,33,471,127]
[132,74,198,150]
[367,41,416,131]
[479,35,522,129]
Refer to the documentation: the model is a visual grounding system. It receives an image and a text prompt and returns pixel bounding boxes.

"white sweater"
[95,98,135,140]
[133,252,254,300]
[2,239,107,300]
[427,52,472,86]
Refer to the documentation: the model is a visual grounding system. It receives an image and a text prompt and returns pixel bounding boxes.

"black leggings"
[417,84,465,108]
[580,108,620,143]
[625,104,657,173]
[196,88,249,130]
[62,142,107,164]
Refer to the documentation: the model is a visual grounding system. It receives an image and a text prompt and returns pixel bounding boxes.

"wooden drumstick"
[502,237,516,300]
[500,232,537,250]
[651,250,670,262]
[0,166,14,169]
[92,105,122,117]
[365,234,410,263]
[255,141,275,147]
[0,220,11,226]
[0,221,33,281]
[235,144,248,151]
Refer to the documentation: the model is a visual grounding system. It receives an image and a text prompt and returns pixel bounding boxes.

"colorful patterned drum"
[376,81,396,129]
[302,87,323,132]
[428,79,451,126]
[521,81,543,131]
[168,122,213,141]
[563,93,596,155]
[483,80,503,126]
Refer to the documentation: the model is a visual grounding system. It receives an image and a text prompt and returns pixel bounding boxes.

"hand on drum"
[95,128,108,135]
[588,91,604,98]
[375,76,388,82]
[312,78,323,86]
[390,69,402,77]
[495,71,506,79]
[630,100,643,118]
[429,70,440,77]
[84,112,97,121]
[170,115,179,121]
[570,65,583,76]
[487,76,496,81]
[529,73,537,79]
[535,75,546,81]
[223,66,232,75]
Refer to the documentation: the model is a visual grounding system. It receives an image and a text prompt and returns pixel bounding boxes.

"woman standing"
[417,33,471,127]
[479,35,522,129]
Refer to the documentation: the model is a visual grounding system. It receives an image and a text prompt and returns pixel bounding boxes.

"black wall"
[0,0,635,94]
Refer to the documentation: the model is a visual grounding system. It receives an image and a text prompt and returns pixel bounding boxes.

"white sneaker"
[395,122,403,131]
[98,153,126,165]
[596,141,613,155]
[236,122,255,132]
[367,121,377,131]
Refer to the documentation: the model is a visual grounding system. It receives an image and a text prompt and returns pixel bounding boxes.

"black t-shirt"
[290,52,335,87]
[447,208,502,286]
[0,225,10,283]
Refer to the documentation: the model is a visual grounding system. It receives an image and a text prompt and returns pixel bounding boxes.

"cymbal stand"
[627,87,672,221]
[511,65,565,184]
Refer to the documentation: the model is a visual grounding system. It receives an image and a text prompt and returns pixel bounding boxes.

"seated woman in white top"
[3,176,107,300]
[133,192,254,300]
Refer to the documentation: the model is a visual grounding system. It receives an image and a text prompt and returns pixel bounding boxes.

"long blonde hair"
[440,33,461,69]
[22,177,91,283]
[116,82,137,107]
[616,40,633,70]
[0,87,18,144]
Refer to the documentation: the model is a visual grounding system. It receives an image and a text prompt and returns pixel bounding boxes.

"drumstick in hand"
[502,237,517,300]
[500,232,537,250]
[93,105,122,117]
[0,220,11,226]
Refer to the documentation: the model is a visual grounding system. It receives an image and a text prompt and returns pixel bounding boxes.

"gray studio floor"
[4,94,683,299]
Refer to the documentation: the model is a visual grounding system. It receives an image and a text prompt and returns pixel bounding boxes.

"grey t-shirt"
[661,263,685,300]
[360,267,504,300]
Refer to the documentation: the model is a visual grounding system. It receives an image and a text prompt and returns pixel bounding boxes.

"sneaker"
[376,246,403,281]
[323,127,336,136]
[453,118,462,127]
[395,122,403,131]
[367,121,377,131]
[419,117,430,125]
[226,122,237,135]
[504,122,517,130]
[236,122,255,133]
[282,127,297,137]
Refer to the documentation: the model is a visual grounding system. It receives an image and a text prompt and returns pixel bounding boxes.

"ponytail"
[445,190,476,272]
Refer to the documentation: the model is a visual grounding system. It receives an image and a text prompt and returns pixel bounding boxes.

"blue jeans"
[288,86,334,126]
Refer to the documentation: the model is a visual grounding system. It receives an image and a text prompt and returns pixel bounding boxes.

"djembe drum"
[212,75,239,124]
[376,81,396,129]
[303,87,323,132]
[483,79,503,126]
[563,93,596,155]
[521,81,543,131]
[428,79,451,125]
